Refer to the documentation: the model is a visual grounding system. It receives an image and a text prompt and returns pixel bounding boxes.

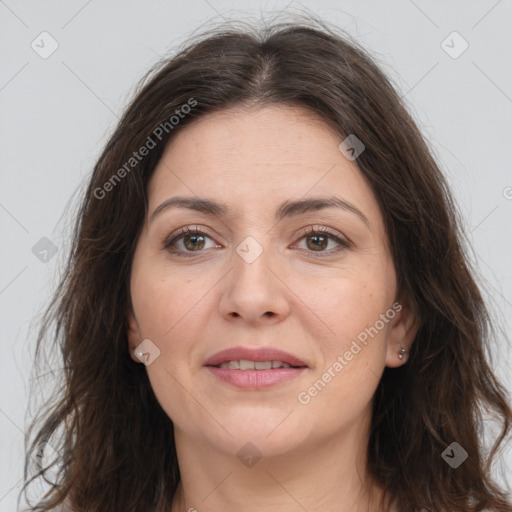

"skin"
[126,104,418,512]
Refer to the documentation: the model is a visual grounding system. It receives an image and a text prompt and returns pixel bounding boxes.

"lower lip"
[206,366,307,389]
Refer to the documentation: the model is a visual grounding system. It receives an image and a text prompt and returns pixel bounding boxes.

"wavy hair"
[22,14,512,512]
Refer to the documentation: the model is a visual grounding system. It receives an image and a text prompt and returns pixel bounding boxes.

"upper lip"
[204,347,308,367]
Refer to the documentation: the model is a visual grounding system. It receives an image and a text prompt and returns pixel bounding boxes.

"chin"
[209,408,309,455]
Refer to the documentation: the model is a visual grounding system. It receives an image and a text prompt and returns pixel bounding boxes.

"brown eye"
[182,232,206,251]
[163,226,219,256]
[295,226,350,257]
[305,234,329,251]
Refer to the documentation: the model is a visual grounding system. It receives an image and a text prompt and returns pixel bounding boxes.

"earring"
[398,347,407,360]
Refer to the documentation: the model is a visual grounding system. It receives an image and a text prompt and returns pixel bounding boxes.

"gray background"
[1,0,511,509]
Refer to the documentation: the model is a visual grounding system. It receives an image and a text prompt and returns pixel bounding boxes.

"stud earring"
[398,347,407,360]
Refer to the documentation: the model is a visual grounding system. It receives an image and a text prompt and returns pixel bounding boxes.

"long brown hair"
[23,15,512,512]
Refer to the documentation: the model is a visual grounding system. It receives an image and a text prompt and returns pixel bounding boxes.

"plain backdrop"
[1,0,511,510]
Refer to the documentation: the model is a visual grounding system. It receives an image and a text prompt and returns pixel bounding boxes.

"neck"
[170,423,390,512]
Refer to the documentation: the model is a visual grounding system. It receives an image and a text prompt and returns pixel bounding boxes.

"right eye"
[162,226,221,256]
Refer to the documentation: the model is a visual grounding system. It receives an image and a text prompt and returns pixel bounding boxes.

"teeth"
[218,360,292,370]
[255,361,272,370]
[240,359,254,370]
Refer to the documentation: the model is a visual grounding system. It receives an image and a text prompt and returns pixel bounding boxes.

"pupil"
[308,235,327,250]
[185,234,204,251]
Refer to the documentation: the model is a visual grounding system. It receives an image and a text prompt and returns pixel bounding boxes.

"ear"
[126,309,143,364]
[385,297,419,368]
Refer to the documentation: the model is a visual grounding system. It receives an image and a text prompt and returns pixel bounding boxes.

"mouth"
[204,346,308,368]
[204,347,308,390]
[211,360,302,370]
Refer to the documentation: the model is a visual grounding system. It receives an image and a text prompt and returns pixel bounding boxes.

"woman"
[23,15,512,512]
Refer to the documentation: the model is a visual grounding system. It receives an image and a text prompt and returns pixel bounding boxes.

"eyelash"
[161,225,350,258]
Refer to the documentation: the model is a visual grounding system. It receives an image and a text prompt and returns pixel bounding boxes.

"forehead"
[147,104,382,230]
[154,104,343,180]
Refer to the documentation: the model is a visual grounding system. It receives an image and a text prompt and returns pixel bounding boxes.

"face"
[127,104,417,459]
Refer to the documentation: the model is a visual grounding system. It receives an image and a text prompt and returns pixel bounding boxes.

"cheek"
[294,284,391,426]
[131,260,210,339]
[291,271,392,418]
[291,263,392,347]
[130,265,213,426]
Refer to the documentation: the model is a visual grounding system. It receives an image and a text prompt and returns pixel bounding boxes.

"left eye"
[162,226,349,257]
[294,227,348,255]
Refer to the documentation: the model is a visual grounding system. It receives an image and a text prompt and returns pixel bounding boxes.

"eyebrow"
[150,195,370,228]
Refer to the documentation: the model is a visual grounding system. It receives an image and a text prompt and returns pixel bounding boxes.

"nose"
[217,236,291,326]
